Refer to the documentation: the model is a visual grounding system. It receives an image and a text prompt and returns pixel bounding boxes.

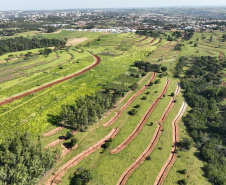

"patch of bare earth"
[66,38,88,46]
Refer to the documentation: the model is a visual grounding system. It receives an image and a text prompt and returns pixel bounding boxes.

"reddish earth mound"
[111,79,170,154]
[0,55,101,106]
[46,128,120,185]
[154,102,187,185]
[103,72,157,127]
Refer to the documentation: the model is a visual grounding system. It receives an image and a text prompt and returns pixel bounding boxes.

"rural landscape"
[0,2,226,185]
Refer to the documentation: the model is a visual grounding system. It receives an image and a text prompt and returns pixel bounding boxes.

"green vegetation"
[0,132,59,185]
[0,30,225,185]
[0,37,66,56]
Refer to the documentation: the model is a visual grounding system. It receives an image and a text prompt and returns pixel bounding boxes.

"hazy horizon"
[0,0,226,11]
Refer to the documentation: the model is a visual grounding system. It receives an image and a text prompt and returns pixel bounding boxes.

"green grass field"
[1,30,224,185]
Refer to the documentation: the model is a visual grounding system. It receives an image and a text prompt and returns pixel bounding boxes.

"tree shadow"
[47,114,76,130]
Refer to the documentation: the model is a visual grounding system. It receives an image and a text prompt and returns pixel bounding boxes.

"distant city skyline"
[0,0,226,11]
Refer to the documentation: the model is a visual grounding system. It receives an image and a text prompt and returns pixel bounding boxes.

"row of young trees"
[177,56,226,184]
[0,37,66,56]
[0,133,59,185]
[134,61,162,72]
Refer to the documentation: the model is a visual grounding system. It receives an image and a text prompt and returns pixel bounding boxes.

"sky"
[0,0,226,11]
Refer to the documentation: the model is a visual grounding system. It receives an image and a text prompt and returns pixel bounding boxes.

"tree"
[128,109,138,115]
[66,131,74,139]
[70,137,78,147]
[70,168,92,185]
[171,92,175,97]
[161,66,168,72]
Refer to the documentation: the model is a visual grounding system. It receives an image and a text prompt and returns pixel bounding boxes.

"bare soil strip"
[45,130,77,149]
[46,128,120,185]
[116,85,180,185]
[136,38,157,47]
[126,37,149,43]
[117,123,163,185]
[103,72,157,127]
[61,144,78,156]
[154,102,187,185]
[43,127,63,137]
[149,39,162,46]
[0,55,101,106]
[111,79,170,154]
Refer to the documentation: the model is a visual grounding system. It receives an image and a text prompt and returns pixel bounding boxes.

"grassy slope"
[0,33,153,140]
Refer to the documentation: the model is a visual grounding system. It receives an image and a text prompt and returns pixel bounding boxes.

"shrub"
[70,168,92,185]
[177,179,187,185]
[149,81,154,86]
[128,109,138,115]
[66,131,74,139]
[146,156,151,160]
[70,137,78,147]
[155,79,160,84]
[141,96,147,100]
[178,138,193,150]
[134,104,140,108]
[161,66,168,72]
[131,83,139,91]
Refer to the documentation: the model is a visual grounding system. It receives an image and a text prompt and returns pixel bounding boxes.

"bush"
[131,83,139,91]
[70,168,92,185]
[149,81,154,86]
[161,66,168,72]
[128,109,138,115]
[134,104,140,108]
[70,137,78,147]
[155,79,160,84]
[66,131,74,139]
[171,92,175,96]
[177,179,187,185]
[141,96,147,100]
[178,138,193,150]
[146,156,151,160]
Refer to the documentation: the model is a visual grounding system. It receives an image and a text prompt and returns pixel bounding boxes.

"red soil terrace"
[0,55,101,106]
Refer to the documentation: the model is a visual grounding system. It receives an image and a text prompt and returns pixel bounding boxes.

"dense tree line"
[0,37,66,56]
[177,56,226,184]
[172,31,182,38]
[136,30,160,38]
[0,22,43,30]
[134,61,161,72]
[0,133,59,185]
[174,57,186,77]
[0,29,24,36]
[59,92,117,131]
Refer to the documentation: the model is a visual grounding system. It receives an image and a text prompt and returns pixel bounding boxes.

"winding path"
[0,55,101,106]
[103,72,157,127]
[111,79,170,154]
[46,128,120,185]
[116,84,181,185]
[154,102,187,185]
